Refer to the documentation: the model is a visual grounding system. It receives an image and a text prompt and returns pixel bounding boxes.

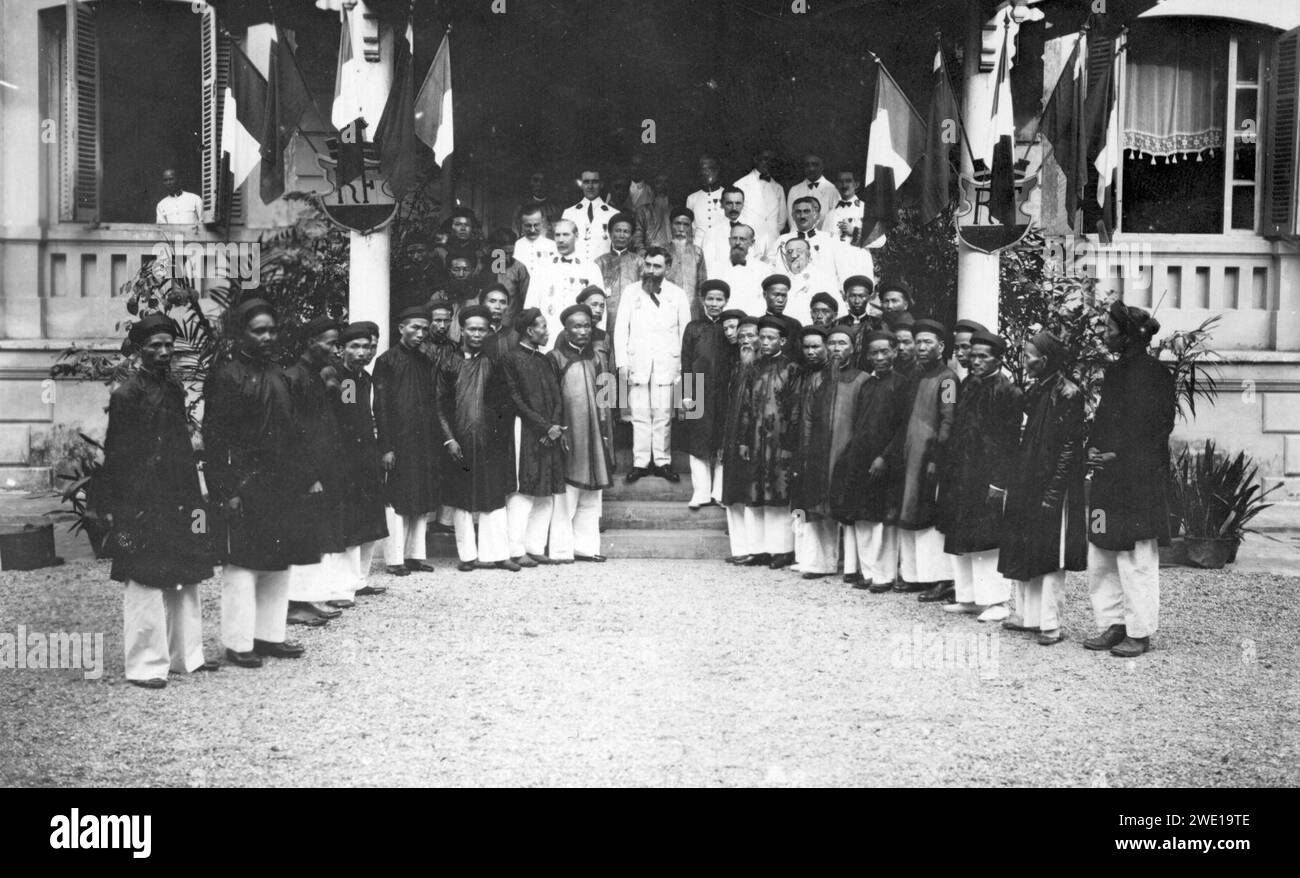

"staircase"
[427,425,731,560]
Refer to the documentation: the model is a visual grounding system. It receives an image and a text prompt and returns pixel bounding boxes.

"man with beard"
[203,299,306,667]
[616,246,693,484]
[514,205,559,278]
[832,330,909,591]
[529,219,598,344]
[737,316,799,569]
[714,223,772,318]
[437,304,520,572]
[595,212,641,334]
[667,207,708,318]
[634,171,674,250]
[787,153,838,232]
[778,197,846,293]
[554,286,613,367]
[486,228,530,324]
[373,307,441,577]
[502,307,568,566]
[950,318,988,383]
[808,292,839,330]
[549,304,615,563]
[334,322,389,599]
[785,326,829,576]
[721,314,761,563]
[940,330,1022,622]
[734,148,788,243]
[777,237,838,327]
[562,166,616,264]
[686,155,728,251]
[680,280,733,510]
[704,186,773,270]
[894,319,957,595]
[283,318,350,628]
[998,331,1086,646]
[104,314,216,688]
[481,284,518,361]
[1084,303,1175,658]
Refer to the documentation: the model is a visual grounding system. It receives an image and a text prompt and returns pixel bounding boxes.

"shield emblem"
[315,119,397,234]
[955,157,1037,254]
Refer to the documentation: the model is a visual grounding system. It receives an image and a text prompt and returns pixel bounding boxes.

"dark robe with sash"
[102,367,214,588]
[941,369,1023,555]
[334,364,388,547]
[737,352,798,506]
[436,348,517,511]
[796,364,870,521]
[785,361,827,512]
[831,369,909,524]
[202,351,305,571]
[896,359,958,531]
[502,342,568,497]
[372,342,441,516]
[549,341,614,491]
[1087,351,1176,551]
[999,370,1088,581]
[282,355,349,562]
[678,316,732,458]
[719,352,755,506]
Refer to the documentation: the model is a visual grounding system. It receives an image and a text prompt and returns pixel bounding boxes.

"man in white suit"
[614,246,694,483]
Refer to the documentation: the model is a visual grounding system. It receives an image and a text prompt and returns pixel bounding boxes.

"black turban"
[861,329,896,347]
[234,297,276,325]
[810,292,839,312]
[339,322,373,344]
[300,315,339,341]
[1028,330,1069,373]
[458,303,493,326]
[1108,300,1160,345]
[515,307,544,335]
[576,285,606,304]
[700,279,732,299]
[560,303,593,325]
[719,309,747,323]
[842,275,874,294]
[912,318,946,340]
[128,314,179,346]
[397,306,431,323]
[969,329,1006,357]
[761,273,791,290]
[757,315,789,337]
[953,318,989,335]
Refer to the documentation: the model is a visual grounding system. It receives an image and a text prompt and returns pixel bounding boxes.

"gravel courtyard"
[2,555,1297,788]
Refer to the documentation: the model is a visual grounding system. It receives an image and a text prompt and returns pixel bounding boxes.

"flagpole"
[955,0,1001,330]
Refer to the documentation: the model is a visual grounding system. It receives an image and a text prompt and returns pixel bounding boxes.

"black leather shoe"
[867,581,894,593]
[356,585,388,596]
[1084,624,1127,651]
[496,559,523,572]
[742,553,772,566]
[656,464,681,483]
[129,678,167,689]
[726,555,749,564]
[513,555,538,568]
[894,580,929,593]
[844,573,865,585]
[303,602,342,620]
[253,639,305,659]
[918,581,955,603]
[326,599,355,609]
[1111,636,1150,657]
[225,649,263,668]
[457,561,477,572]
[385,565,411,577]
[801,572,828,580]
[574,554,607,563]
[625,467,647,484]
[405,559,435,572]
[287,607,328,627]
[528,554,558,565]
[195,660,220,672]
[769,552,794,569]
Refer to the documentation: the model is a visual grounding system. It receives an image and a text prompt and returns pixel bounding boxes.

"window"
[1117,20,1271,235]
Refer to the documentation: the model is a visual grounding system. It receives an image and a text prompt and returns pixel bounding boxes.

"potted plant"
[1172,440,1280,569]
[48,432,110,559]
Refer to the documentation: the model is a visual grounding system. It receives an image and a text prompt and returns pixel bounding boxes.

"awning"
[1137,0,1300,31]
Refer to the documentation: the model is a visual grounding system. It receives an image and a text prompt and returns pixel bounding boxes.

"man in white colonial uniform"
[514,204,558,277]
[686,155,728,251]
[528,219,597,349]
[786,154,838,232]
[614,246,694,482]
[561,167,616,264]
[714,223,773,317]
[734,148,788,242]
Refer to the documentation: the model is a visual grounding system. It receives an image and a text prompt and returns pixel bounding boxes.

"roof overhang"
[1137,0,1300,31]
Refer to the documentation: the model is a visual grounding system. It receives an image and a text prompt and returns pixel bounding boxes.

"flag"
[1040,31,1087,226]
[260,27,318,204]
[912,46,961,226]
[331,9,364,131]
[222,43,267,190]
[374,25,419,198]
[1092,37,1121,209]
[414,32,454,165]
[861,60,924,246]
[987,23,1019,228]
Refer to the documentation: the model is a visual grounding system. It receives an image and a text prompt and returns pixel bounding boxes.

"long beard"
[739,346,757,365]
[642,275,662,293]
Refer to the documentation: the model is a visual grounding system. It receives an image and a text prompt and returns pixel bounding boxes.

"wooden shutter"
[1263,26,1300,238]
[200,4,220,224]
[1081,34,1116,233]
[61,1,99,223]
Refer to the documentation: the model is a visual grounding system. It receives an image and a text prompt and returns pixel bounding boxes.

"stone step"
[423,521,731,560]
[603,473,695,502]
[0,466,52,492]
[602,499,726,530]
[612,447,692,473]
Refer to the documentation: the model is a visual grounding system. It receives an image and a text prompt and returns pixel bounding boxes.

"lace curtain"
[1123,27,1226,160]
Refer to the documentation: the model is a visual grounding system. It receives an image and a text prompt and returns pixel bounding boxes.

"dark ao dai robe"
[678,316,734,459]
[334,365,388,547]
[502,343,568,497]
[830,369,910,525]
[795,364,871,522]
[282,355,349,562]
[549,341,614,491]
[940,369,1023,555]
[372,342,441,517]
[737,353,799,506]
[436,348,518,512]
[895,359,958,531]
[719,353,756,506]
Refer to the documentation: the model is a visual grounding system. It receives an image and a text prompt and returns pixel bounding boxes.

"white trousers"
[629,381,674,467]
[383,509,428,565]
[727,503,759,557]
[1015,569,1066,631]
[796,517,840,574]
[951,548,1012,606]
[346,540,381,592]
[451,506,511,564]
[746,506,794,554]
[898,526,953,583]
[288,551,353,603]
[506,492,563,558]
[844,521,899,585]
[123,580,204,680]
[221,565,290,652]
[1088,539,1160,638]
[553,485,602,559]
[688,456,723,506]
